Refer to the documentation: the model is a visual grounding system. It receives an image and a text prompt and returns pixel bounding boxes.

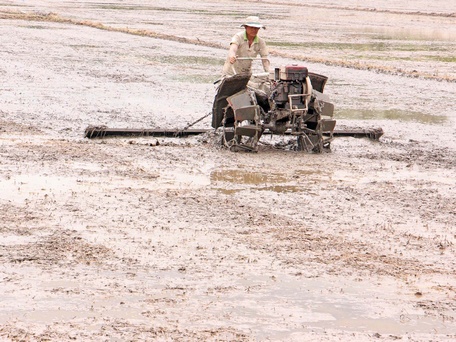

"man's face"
[245,26,260,37]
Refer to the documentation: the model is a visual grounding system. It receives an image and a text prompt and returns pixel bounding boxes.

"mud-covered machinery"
[212,65,336,152]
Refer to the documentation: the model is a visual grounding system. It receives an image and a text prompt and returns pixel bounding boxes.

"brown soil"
[1,1,455,341]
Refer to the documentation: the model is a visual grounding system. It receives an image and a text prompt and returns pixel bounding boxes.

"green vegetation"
[22,25,51,29]
[94,5,180,11]
[151,55,222,66]
[425,55,456,63]
[69,44,100,49]
[269,40,451,53]
[336,109,447,124]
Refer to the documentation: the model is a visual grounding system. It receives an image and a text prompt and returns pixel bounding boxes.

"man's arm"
[262,58,270,73]
[259,37,270,72]
[228,43,238,64]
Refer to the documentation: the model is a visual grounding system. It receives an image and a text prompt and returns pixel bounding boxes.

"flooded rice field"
[0,0,455,341]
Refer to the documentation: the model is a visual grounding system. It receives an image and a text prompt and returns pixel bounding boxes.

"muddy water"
[6,153,451,203]
[2,269,452,338]
[225,275,454,338]
[1,1,456,340]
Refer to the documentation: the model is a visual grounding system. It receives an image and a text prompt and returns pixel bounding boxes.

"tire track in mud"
[1,10,454,83]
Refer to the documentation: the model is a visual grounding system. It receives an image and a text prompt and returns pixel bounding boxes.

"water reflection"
[211,170,288,185]
[210,169,330,194]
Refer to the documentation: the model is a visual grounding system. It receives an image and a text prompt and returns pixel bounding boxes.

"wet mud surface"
[1,1,456,341]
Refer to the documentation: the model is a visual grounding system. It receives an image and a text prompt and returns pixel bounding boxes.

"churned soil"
[0,0,455,341]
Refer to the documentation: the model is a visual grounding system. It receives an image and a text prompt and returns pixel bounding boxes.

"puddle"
[210,169,332,194]
[256,185,304,193]
[159,170,210,188]
[0,168,211,203]
[211,170,289,185]
[309,304,452,336]
[2,268,454,336]
[8,301,145,324]
[336,109,447,124]
[0,174,77,203]
[199,274,456,338]
[210,169,333,193]
[212,188,243,195]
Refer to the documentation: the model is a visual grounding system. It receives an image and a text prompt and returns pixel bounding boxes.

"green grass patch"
[269,40,451,53]
[94,5,178,11]
[149,55,223,66]
[70,44,100,49]
[425,55,456,63]
[22,25,51,29]
[336,109,447,124]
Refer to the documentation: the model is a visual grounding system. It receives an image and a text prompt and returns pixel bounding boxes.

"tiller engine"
[212,65,336,152]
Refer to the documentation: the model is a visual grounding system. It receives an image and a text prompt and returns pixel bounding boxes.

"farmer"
[221,16,270,77]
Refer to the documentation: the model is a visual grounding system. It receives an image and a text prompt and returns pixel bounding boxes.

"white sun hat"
[240,16,266,29]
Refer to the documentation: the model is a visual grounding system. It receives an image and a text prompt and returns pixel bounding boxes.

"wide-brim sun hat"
[240,16,266,29]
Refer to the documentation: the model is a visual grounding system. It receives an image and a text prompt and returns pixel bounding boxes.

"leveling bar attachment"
[84,126,383,140]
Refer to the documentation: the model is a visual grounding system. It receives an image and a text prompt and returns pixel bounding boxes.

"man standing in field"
[222,16,270,77]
